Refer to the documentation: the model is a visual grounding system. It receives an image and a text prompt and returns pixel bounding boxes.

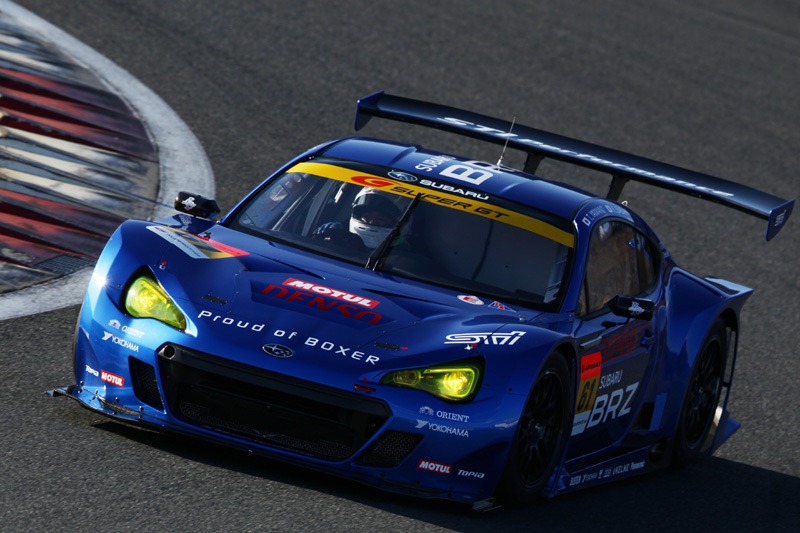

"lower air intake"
[129,357,164,410]
[359,431,423,467]
[157,345,391,462]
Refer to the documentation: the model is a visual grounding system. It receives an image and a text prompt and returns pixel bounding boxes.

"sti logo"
[444,331,525,346]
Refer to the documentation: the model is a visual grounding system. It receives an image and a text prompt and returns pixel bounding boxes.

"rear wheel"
[672,319,727,467]
[497,351,571,506]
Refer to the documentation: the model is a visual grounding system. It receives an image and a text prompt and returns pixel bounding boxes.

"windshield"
[227,160,573,309]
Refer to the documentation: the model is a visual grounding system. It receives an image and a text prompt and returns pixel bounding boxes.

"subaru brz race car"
[51,92,795,510]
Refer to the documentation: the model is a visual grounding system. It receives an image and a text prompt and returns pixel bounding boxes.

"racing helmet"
[349,188,401,248]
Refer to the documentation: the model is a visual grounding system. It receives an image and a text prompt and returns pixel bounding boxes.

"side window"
[577,220,659,316]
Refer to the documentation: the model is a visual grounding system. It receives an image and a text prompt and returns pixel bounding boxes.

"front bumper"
[60,308,518,507]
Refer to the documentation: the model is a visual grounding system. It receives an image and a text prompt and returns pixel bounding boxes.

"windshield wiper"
[366,193,421,271]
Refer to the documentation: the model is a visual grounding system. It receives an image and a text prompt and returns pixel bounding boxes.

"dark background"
[2,1,798,530]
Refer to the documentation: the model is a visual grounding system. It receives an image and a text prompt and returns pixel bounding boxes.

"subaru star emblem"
[262,344,294,358]
[388,170,417,182]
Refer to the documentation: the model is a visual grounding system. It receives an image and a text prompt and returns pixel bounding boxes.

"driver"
[313,188,401,249]
[349,188,402,247]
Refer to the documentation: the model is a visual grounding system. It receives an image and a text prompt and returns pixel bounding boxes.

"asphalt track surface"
[2,1,798,531]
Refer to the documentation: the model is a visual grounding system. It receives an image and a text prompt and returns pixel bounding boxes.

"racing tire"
[672,319,727,467]
[496,350,571,506]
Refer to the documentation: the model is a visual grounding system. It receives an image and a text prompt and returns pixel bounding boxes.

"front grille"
[157,344,391,461]
[359,431,423,467]
[129,357,164,410]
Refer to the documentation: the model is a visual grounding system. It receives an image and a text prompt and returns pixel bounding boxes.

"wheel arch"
[555,340,579,408]
[495,344,573,505]
[660,271,751,443]
[665,271,751,377]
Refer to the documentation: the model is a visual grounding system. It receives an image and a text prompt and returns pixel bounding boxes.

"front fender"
[486,325,572,400]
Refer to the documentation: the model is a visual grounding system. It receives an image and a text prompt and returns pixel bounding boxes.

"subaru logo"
[262,344,293,358]
[388,170,417,182]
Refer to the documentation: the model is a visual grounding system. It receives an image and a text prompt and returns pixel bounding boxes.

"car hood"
[124,218,548,384]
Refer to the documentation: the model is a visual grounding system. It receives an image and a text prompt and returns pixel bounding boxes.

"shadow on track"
[91,419,800,531]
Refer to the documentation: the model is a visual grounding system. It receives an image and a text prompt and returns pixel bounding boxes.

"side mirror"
[174,191,220,219]
[609,295,654,320]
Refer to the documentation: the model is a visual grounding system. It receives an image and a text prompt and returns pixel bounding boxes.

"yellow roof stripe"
[289,161,574,247]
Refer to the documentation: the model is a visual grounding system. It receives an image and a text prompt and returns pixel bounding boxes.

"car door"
[568,219,661,457]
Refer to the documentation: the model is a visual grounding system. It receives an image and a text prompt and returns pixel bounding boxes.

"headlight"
[380,358,483,402]
[124,275,187,330]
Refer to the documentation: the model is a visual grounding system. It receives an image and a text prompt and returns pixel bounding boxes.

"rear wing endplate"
[355,91,794,240]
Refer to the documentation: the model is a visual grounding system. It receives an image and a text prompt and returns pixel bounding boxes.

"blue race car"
[51,92,794,510]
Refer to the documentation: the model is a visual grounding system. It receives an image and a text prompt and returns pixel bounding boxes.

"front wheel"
[672,319,727,467]
[496,351,571,506]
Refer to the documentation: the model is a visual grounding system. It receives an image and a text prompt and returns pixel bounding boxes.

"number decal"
[576,378,598,412]
[571,351,602,435]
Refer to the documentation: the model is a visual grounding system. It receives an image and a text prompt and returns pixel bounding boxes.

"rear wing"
[355,91,794,241]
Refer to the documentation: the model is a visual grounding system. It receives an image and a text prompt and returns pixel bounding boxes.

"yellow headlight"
[125,276,187,330]
[387,369,422,387]
[439,370,472,396]
[381,360,482,402]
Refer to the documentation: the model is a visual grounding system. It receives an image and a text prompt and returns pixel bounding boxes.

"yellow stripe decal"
[289,161,574,247]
